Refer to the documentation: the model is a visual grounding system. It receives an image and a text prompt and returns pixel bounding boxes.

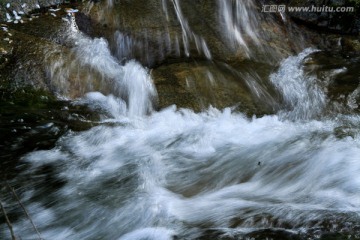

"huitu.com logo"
[261,4,354,13]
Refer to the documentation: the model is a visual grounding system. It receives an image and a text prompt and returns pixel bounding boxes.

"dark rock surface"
[152,60,277,115]
[0,0,65,20]
[84,0,305,67]
[267,0,360,34]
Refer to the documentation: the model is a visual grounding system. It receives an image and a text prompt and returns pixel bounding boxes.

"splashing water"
[270,48,327,120]
[2,47,360,239]
[2,0,360,238]
[348,84,360,110]
[47,30,157,116]
[2,105,360,239]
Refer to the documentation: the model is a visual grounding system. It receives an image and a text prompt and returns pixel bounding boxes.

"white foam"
[47,32,157,117]
[17,104,360,239]
[118,227,175,240]
[270,48,326,119]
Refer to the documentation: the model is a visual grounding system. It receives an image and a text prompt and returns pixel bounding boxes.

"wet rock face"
[152,61,255,113]
[152,60,278,115]
[0,0,64,21]
[85,0,224,66]
[85,0,303,67]
[0,14,67,90]
[303,51,360,114]
[0,2,280,116]
[0,0,358,115]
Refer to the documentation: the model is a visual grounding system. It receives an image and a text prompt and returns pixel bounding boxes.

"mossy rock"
[0,12,116,99]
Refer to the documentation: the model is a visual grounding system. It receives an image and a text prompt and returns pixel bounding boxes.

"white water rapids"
[1,34,360,239]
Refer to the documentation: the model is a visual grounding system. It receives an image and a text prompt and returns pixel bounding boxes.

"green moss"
[0,86,55,108]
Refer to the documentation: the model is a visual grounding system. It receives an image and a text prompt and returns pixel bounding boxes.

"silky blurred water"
[1,1,360,239]
[1,46,360,239]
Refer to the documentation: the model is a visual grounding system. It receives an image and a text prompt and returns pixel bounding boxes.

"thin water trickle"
[218,0,261,57]
[168,0,212,59]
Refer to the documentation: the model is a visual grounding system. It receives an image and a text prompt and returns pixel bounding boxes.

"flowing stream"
[1,1,360,240]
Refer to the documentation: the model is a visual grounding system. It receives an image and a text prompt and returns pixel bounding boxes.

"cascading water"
[47,27,157,116]
[270,48,327,120]
[1,1,360,240]
[218,0,261,56]
[165,0,212,59]
[2,45,360,239]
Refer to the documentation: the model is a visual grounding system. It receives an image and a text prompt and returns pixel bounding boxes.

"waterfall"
[47,29,157,117]
[2,1,360,240]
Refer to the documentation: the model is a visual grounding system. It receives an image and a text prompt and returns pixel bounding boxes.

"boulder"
[84,0,302,67]
[0,0,358,115]
[303,50,360,113]
[152,60,278,115]
[0,0,90,22]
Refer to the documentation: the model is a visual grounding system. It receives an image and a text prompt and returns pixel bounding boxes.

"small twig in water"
[6,182,43,240]
[0,199,16,240]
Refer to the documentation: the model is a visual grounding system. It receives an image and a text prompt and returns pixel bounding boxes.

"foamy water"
[2,102,360,239]
[47,30,157,116]
[1,17,360,239]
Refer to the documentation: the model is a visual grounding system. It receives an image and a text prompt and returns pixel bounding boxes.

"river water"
[1,1,360,240]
